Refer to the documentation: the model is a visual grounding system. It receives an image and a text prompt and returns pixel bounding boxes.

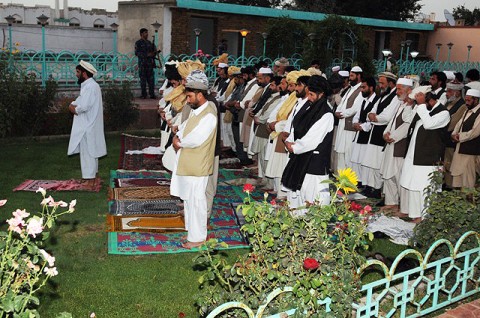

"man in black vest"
[450,89,480,188]
[429,71,447,106]
[399,88,450,222]
[363,72,399,199]
[443,81,467,188]
[281,75,334,214]
[350,77,378,187]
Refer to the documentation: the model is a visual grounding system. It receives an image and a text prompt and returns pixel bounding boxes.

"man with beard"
[350,77,379,185]
[399,88,450,222]
[334,66,363,170]
[251,76,284,188]
[465,69,480,91]
[429,71,448,106]
[450,89,480,188]
[380,78,414,213]
[68,60,107,190]
[265,70,306,199]
[170,70,217,249]
[443,81,467,188]
[281,75,334,213]
[363,72,399,199]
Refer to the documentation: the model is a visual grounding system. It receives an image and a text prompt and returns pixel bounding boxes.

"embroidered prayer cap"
[339,70,350,78]
[331,66,340,72]
[274,57,290,66]
[378,71,397,81]
[351,66,363,73]
[408,85,431,100]
[185,70,209,90]
[79,60,97,76]
[177,60,205,79]
[228,66,242,76]
[444,70,456,81]
[397,78,413,87]
[446,81,464,91]
[213,53,229,66]
[259,67,273,74]
[466,89,480,98]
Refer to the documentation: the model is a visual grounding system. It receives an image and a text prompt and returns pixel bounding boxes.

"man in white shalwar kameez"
[380,78,414,211]
[334,66,363,170]
[68,60,107,190]
[399,88,450,222]
[170,70,217,249]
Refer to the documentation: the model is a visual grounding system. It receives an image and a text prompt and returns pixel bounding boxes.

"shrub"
[195,169,373,317]
[0,64,57,137]
[103,82,139,131]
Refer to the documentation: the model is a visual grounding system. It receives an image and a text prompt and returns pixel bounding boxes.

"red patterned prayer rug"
[118,134,164,170]
[13,179,102,192]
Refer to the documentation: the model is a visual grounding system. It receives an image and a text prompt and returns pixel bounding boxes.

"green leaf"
[368,232,374,241]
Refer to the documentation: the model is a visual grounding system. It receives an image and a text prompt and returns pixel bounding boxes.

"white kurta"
[285,111,334,210]
[170,101,217,243]
[399,103,450,218]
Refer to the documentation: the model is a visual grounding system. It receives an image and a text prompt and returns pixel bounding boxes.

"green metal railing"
[373,59,480,78]
[0,50,303,88]
[206,231,480,317]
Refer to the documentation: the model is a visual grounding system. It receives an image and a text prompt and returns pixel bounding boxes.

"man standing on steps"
[68,60,107,190]
[135,28,157,99]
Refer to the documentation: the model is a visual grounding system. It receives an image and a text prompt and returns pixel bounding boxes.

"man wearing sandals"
[67,60,107,190]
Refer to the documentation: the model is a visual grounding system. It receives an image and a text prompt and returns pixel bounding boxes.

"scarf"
[164,85,186,112]
[270,92,298,139]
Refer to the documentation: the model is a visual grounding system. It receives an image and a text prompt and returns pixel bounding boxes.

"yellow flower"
[335,168,358,194]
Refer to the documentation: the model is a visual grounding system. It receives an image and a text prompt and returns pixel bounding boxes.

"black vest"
[281,98,333,191]
[357,95,380,144]
[444,98,466,148]
[459,108,480,155]
[369,88,397,147]
[408,104,449,166]
[393,107,408,158]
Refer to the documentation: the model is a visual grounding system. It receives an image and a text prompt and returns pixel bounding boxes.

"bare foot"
[181,241,205,249]
[379,204,399,212]
[410,217,422,224]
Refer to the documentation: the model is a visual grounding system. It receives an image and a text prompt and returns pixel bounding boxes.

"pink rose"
[26,217,43,238]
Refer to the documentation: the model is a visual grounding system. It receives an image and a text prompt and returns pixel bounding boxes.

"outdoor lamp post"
[447,42,454,63]
[308,32,317,48]
[110,22,118,79]
[410,51,419,74]
[239,29,250,66]
[193,28,201,53]
[399,41,405,62]
[5,15,15,53]
[151,21,162,83]
[261,32,268,58]
[404,40,412,65]
[37,14,49,87]
[382,49,392,71]
[435,43,442,62]
[467,45,473,63]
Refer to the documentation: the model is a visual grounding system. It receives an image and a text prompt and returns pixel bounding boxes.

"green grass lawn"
[0,134,409,317]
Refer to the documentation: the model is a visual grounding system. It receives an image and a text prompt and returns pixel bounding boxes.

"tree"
[452,5,480,26]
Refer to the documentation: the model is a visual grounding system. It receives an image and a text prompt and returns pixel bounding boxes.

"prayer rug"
[118,134,164,170]
[116,178,171,188]
[106,214,185,232]
[109,170,170,188]
[108,227,248,255]
[109,199,182,216]
[13,179,102,192]
[108,186,172,200]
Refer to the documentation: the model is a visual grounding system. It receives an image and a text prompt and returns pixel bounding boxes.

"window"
[69,17,80,27]
[93,19,105,28]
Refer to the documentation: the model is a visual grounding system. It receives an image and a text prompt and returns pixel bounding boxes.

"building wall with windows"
[0,3,117,53]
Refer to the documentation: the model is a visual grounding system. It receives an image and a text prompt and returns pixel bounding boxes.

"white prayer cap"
[397,78,414,87]
[446,82,464,91]
[408,85,431,100]
[339,70,349,77]
[331,66,340,72]
[444,71,455,81]
[218,62,229,68]
[466,89,480,98]
[351,66,363,73]
[185,70,209,90]
[259,67,273,74]
[79,60,97,76]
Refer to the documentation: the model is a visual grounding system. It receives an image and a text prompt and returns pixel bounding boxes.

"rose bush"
[195,169,373,317]
[0,188,75,317]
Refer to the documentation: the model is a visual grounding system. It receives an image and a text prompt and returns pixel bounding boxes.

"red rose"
[303,258,320,271]
[349,201,362,212]
[243,183,255,193]
[178,313,185,318]
[270,199,277,205]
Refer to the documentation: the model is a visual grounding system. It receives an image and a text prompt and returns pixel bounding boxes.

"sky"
[6,0,480,21]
